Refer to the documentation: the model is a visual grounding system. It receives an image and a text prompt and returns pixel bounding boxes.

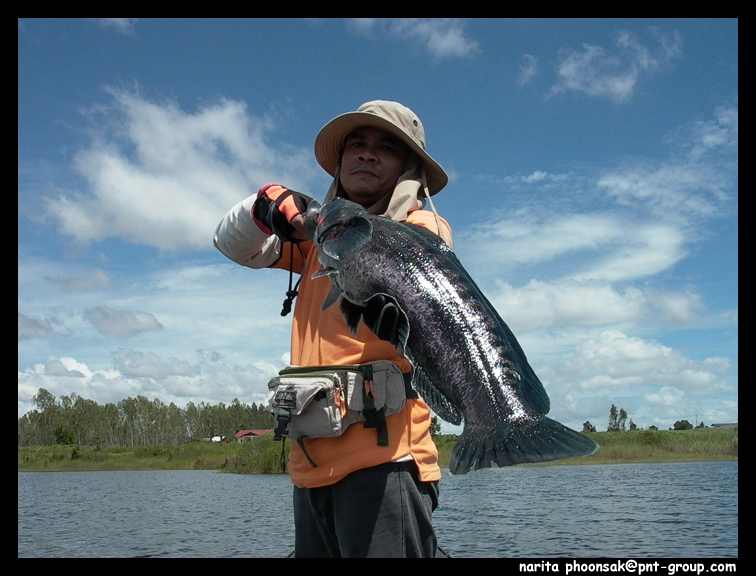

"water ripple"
[18,461,737,558]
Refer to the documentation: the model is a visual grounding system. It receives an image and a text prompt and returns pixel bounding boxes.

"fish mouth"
[315,221,344,245]
[304,200,322,241]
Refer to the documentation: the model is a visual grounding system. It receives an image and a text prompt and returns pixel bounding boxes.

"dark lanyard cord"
[281,242,304,316]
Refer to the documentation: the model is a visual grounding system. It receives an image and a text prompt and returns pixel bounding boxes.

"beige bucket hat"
[314,100,449,195]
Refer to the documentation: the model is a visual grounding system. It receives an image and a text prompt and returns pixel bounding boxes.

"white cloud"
[44,357,89,378]
[598,104,737,225]
[522,170,547,182]
[96,19,138,36]
[462,210,687,283]
[487,279,702,334]
[17,350,279,418]
[549,29,683,103]
[568,223,687,282]
[44,88,318,251]
[563,329,731,394]
[112,348,198,379]
[517,55,539,86]
[83,306,164,337]
[457,103,736,343]
[44,268,115,291]
[347,18,479,59]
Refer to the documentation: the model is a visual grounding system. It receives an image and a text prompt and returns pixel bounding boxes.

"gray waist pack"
[264,361,414,465]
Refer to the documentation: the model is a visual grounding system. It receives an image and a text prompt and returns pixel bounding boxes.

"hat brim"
[314,111,448,195]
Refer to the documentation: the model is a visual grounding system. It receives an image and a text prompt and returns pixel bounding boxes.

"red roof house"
[234,429,272,442]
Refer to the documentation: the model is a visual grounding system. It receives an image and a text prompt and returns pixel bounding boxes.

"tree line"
[581,404,707,433]
[17,388,274,447]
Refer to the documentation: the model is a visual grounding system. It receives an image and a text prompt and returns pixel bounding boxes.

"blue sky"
[18,18,738,433]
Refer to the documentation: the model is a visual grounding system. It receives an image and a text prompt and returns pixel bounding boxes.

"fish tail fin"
[449,416,598,475]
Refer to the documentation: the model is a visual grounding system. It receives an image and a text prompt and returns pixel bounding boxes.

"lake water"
[18,461,737,558]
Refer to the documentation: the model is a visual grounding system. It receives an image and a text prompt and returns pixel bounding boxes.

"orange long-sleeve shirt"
[214,189,446,488]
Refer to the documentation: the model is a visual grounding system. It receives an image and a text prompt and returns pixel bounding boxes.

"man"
[214,101,451,558]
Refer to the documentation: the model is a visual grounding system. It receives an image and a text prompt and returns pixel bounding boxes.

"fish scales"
[306,198,598,474]
[370,224,531,425]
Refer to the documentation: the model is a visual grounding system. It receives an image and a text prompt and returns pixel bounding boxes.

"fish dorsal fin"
[320,216,373,261]
[320,284,342,312]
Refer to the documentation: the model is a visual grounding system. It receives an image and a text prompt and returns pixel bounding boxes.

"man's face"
[339,126,411,208]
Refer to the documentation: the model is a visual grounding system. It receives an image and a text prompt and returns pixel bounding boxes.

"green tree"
[19,387,271,447]
[429,416,441,436]
[582,421,596,433]
[608,404,628,431]
[31,388,61,444]
[54,426,75,445]
[673,419,693,430]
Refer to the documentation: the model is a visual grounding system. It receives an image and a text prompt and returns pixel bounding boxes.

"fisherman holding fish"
[214,101,451,558]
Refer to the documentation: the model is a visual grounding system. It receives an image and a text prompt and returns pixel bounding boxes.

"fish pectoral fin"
[310,268,334,280]
[311,268,342,311]
[361,294,410,356]
[320,284,342,311]
[321,216,373,261]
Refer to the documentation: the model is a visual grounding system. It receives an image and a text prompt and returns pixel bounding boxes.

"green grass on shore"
[18,428,737,474]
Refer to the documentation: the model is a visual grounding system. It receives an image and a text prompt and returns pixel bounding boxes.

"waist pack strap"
[360,365,389,446]
[296,436,318,468]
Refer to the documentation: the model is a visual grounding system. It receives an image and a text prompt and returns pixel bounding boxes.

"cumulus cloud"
[44,358,88,378]
[488,279,702,334]
[18,350,278,418]
[83,306,164,337]
[458,103,737,341]
[549,28,683,103]
[563,330,731,394]
[44,87,318,251]
[347,18,479,59]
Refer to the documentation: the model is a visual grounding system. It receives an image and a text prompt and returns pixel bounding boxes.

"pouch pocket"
[265,373,346,440]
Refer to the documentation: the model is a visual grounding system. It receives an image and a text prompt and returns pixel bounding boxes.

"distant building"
[711,423,738,429]
[234,429,272,442]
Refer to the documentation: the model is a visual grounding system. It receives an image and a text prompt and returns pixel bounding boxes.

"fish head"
[309,198,374,265]
[307,198,376,312]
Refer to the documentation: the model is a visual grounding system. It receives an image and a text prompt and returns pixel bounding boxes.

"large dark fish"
[304,198,598,474]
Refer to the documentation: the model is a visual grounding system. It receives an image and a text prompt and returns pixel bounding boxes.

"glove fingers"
[252,184,314,243]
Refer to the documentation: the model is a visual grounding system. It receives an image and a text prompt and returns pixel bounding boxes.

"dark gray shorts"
[292,460,440,558]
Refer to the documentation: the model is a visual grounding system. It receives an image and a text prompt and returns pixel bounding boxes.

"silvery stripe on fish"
[306,198,598,474]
